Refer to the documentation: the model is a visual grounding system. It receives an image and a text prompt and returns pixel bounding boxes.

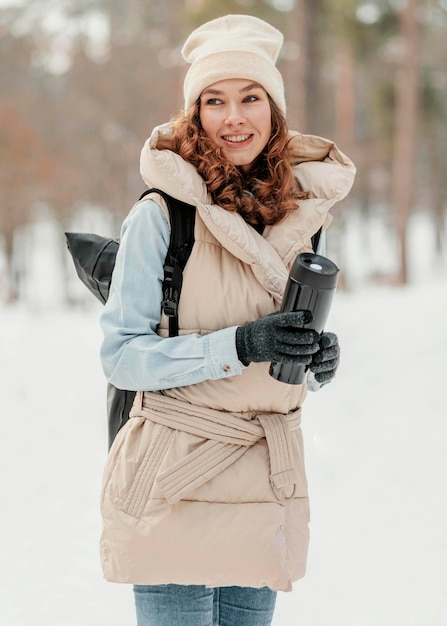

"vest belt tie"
[130,392,301,504]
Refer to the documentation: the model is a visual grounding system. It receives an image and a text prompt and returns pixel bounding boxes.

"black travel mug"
[269,252,339,385]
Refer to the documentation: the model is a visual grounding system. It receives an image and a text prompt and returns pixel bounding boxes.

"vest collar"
[140,122,354,302]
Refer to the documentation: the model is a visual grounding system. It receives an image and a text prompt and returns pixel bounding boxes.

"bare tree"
[391,0,420,285]
[283,0,321,132]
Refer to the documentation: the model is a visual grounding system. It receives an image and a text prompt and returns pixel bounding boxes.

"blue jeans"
[133,584,277,626]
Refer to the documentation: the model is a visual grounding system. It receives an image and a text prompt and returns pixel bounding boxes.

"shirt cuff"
[203,326,244,379]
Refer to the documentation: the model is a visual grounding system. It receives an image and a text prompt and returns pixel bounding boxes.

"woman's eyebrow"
[240,82,263,92]
[201,87,223,96]
[201,82,264,97]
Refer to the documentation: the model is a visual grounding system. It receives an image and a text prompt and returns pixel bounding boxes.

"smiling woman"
[171,81,304,226]
[98,13,356,626]
[199,80,272,171]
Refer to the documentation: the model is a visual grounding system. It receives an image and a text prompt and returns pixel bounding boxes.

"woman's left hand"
[309,332,340,384]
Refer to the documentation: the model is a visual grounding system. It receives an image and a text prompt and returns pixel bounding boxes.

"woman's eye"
[206,98,222,106]
[244,95,259,103]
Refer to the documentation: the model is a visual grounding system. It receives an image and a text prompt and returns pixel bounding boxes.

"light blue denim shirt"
[99,199,243,391]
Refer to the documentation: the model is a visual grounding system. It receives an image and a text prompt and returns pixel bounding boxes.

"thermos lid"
[290,253,339,289]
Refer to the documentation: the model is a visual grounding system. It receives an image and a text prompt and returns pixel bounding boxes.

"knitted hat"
[182,14,286,115]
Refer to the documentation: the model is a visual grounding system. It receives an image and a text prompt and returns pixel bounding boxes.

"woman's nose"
[225,103,245,125]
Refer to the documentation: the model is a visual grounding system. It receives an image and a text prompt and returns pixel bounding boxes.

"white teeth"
[223,134,251,143]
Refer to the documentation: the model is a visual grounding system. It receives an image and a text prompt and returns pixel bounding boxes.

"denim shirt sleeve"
[99,198,243,391]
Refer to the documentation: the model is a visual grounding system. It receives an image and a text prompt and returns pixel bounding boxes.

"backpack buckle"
[162,285,179,317]
[162,261,180,318]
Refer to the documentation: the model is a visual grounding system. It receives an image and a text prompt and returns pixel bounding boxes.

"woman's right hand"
[235,311,320,366]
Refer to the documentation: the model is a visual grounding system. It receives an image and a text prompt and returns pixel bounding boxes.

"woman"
[99,14,356,626]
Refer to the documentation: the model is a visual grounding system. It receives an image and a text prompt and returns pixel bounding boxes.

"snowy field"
[1,222,446,624]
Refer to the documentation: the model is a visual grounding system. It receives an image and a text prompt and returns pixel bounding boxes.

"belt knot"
[132,392,301,504]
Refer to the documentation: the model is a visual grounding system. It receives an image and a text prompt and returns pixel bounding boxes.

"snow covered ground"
[1,273,446,625]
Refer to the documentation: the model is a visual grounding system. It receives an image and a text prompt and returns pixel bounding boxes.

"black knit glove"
[309,332,340,384]
[235,311,320,366]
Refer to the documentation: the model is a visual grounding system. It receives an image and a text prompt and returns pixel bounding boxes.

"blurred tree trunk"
[427,123,447,256]
[284,0,320,132]
[391,0,419,285]
[327,0,357,153]
[334,40,356,154]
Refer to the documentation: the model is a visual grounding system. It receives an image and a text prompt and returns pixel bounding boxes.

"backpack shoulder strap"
[311,227,322,253]
[139,188,196,337]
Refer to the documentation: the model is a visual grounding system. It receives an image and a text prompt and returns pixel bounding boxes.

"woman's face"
[199,78,272,172]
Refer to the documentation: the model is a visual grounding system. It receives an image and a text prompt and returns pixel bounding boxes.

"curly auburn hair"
[170,97,308,226]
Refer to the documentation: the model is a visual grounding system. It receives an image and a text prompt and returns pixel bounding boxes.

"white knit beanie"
[182,14,286,115]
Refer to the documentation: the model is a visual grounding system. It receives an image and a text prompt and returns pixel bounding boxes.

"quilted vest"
[100,123,356,591]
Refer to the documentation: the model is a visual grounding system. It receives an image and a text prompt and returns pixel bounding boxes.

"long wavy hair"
[170,97,308,226]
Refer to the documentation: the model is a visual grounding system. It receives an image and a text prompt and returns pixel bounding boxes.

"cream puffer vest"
[100,123,356,591]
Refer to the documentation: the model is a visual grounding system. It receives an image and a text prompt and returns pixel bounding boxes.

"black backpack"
[65,188,196,448]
